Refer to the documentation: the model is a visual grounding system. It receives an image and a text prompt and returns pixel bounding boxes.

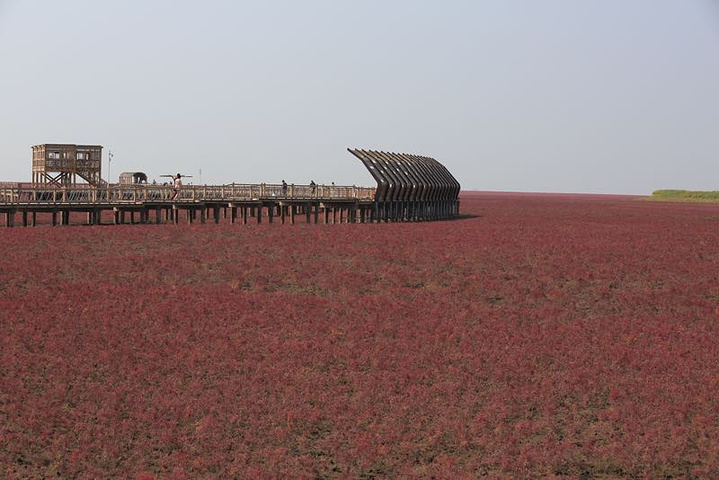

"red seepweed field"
[1,192,718,478]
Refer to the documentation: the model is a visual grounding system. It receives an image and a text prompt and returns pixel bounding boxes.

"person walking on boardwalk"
[281,180,288,197]
[310,180,316,196]
[172,174,182,200]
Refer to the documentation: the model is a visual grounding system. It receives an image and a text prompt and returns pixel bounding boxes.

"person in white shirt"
[172,174,182,200]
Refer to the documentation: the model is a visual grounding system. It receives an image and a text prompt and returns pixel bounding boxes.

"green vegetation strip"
[650,190,719,202]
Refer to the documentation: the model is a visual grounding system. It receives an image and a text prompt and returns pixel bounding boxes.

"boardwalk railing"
[0,183,376,206]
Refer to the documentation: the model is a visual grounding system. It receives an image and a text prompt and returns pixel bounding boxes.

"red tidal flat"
[1,193,718,478]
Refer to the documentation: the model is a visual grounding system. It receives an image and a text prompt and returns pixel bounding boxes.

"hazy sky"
[1,1,717,193]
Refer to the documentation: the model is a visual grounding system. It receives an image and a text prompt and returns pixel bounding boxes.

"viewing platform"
[1,147,461,227]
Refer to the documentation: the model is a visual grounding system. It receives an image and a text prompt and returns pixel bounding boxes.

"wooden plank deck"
[0,183,378,227]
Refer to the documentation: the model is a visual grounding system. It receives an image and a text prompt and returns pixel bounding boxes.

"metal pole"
[108,149,113,184]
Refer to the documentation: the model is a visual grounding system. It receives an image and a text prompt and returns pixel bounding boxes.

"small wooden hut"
[119,172,148,185]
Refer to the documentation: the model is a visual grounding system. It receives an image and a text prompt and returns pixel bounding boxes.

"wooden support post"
[113,209,120,225]
[156,207,162,224]
[340,208,345,224]
[281,204,285,224]
[31,212,37,227]
[306,203,311,224]
[231,206,237,224]
[257,205,262,224]
[314,203,319,224]
[213,205,220,224]
[290,205,295,224]
[22,211,28,227]
[200,207,206,224]
[242,206,248,225]
[52,211,57,226]
[268,203,273,224]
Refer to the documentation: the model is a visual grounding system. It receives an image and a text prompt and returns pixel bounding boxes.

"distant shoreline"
[459,190,641,199]
[460,190,719,203]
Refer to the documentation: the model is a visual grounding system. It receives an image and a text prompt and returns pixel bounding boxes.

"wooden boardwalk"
[0,183,377,227]
[2,148,462,227]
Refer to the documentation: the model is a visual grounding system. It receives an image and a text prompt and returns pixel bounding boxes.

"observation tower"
[31,144,104,187]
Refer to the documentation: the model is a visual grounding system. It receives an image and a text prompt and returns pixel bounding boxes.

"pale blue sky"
[0,1,717,193]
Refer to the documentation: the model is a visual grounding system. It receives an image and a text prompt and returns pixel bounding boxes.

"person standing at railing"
[282,180,288,197]
[172,174,182,200]
[310,180,316,197]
